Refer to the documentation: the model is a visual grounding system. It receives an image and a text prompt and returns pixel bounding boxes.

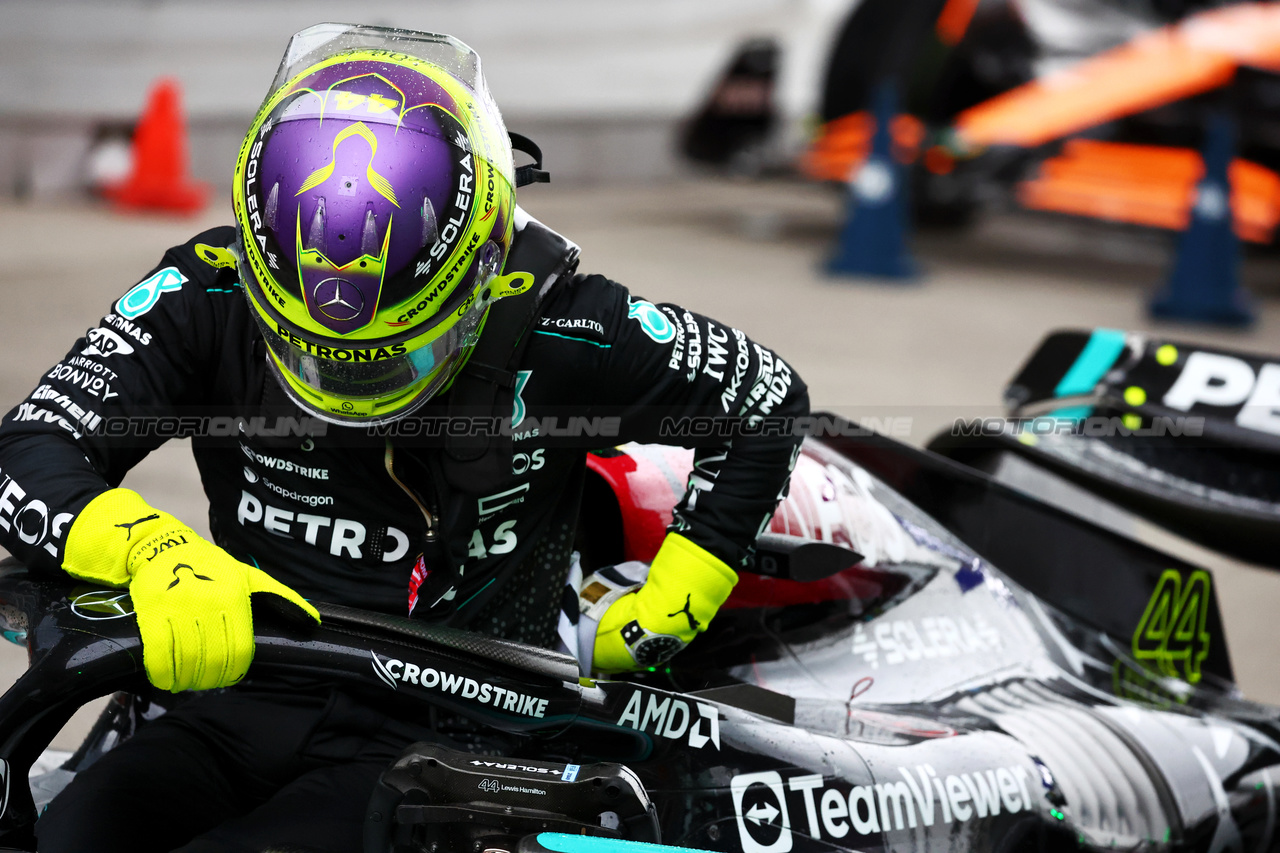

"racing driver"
[0,24,808,852]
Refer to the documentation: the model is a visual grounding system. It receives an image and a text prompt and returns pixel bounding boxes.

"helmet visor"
[270,24,487,103]
[253,294,488,424]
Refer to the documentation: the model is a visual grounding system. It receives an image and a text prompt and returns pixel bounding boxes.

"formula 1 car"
[0,388,1276,851]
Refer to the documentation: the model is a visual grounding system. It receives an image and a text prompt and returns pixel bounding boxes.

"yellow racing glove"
[63,488,320,692]
[581,533,737,673]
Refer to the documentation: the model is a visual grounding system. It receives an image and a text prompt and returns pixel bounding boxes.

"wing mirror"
[749,533,863,582]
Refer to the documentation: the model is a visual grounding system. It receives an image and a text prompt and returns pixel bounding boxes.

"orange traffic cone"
[108,78,210,215]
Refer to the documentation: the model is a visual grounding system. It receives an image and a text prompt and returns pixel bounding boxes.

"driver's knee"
[171,760,388,853]
[36,718,242,852]
[36,780,176,852]
[37,775,225,853]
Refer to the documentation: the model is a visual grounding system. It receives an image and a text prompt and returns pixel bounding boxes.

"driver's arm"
[541,274,808,671]
[0,228,317,692]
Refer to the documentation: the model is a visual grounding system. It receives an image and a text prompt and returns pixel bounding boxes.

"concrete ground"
[2,176,1279,749]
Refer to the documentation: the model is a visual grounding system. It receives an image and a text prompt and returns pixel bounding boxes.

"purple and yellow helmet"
[233,24,531,425]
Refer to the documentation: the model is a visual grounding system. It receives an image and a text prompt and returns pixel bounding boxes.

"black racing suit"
[0,220,808,851]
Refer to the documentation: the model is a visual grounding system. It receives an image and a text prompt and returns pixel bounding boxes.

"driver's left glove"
[581,533,737,673]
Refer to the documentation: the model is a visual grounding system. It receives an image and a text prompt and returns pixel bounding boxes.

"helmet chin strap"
[510,132,551,187]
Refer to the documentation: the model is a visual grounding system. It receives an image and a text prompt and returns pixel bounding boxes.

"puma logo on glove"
[63,488,320,692]
[114,514,160,540]
[667,594,700,632]
[586,533,737,673]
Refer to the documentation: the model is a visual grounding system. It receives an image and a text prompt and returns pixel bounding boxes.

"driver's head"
[232,24,519,425]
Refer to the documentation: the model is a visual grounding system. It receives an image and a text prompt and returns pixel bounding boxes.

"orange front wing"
[1018,139,1280,243]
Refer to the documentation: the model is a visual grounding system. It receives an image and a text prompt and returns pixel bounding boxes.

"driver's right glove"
[63,488,319,692]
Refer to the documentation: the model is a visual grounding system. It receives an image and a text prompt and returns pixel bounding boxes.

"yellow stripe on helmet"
[295,122,399,208]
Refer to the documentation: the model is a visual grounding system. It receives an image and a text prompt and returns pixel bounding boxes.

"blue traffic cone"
[1150,111,1255,325]
[827,79,916,279]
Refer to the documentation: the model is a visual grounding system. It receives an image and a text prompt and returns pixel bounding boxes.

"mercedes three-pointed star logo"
[70,590,134,621]
[312,278,366,322]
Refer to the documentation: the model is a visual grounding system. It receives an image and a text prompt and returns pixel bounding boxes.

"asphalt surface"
[2,176,1280,749]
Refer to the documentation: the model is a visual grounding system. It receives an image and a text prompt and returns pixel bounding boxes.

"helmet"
[233,24,531,425]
